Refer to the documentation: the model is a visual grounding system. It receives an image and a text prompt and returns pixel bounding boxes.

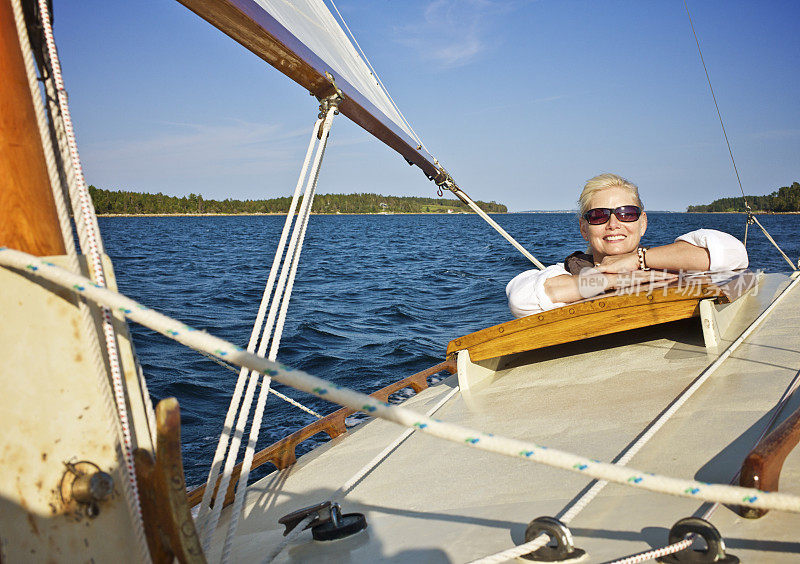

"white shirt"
[506,229,749,318]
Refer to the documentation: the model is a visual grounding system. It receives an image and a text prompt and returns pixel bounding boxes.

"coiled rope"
[4,248,800,518]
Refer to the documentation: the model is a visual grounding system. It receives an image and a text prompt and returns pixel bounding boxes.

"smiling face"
[579,186,647,262]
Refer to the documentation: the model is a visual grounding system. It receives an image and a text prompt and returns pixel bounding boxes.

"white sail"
[256,0,415,141]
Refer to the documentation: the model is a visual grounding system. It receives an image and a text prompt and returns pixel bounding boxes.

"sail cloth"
[176,0,441,179]
[261,0,412,139]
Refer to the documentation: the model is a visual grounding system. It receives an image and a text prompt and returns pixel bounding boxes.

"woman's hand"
[595,251,639,273]
[606,270,678,294]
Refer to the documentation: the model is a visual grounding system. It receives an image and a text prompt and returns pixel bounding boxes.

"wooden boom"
[174,0,442,182]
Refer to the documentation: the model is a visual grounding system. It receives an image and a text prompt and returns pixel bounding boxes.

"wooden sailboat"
[2,0,800,562]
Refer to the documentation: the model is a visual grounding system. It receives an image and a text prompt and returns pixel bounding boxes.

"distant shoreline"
[97,210,800,217]
[96,212,495,217]
[686,211,800,215]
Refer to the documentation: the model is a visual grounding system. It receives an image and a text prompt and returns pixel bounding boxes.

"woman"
[507,173,748,318]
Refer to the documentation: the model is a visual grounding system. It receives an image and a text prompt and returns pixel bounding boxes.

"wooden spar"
[173,0,441,182]
[0,0,66,256]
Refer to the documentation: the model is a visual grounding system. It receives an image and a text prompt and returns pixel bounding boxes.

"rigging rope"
[196,114,323,544]
[451,185,545,269]
[606,366,800,564]
[5,248,800,517]
[198,349,323,418]
[685,1,796,271]
[749,215,797,271]
[220,106,338,564]
[199,108,338,552]
[14,1,149,560]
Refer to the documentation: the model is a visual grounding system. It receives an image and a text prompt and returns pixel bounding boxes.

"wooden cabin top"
[446,273,757,362]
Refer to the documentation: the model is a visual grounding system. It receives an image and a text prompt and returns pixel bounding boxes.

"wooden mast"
[0,0,66,256]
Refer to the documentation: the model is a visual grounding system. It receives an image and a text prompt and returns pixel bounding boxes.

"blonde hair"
[578,173,643,216]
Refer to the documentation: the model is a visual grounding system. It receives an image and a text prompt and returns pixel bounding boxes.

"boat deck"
[210,273,800,562]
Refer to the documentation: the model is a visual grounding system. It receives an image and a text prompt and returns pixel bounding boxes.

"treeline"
[88,186,507,215]
[687,181,800,212]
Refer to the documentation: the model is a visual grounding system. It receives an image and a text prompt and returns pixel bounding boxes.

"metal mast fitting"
[431,166,545,270]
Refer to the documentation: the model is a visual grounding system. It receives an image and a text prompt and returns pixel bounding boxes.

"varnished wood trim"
[0,0,66,256]
[447,283,727,362]
[135,399,206,563]
[738,404,800,519]
[186,359,457,509]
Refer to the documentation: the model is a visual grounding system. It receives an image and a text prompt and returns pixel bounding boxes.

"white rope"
[268,111,334,361]
[13,0,76,265]
[605,367,800,564]
[605,539,694,564]
[220,107,338,564]
[199,347,324,418]
[36,0,145,519]
[453,188,545,269]
[262,513,316,564]
[14,2,148,559]
[264,385,459,564]
[469,270,800,563]
[221,372,271,563]
[6,249,800,517]
[750,215,797,271]
[197,116,323,541]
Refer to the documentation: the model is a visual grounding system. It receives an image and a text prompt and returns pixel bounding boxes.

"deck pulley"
[278,500,367,542]
[519,516,586,562]
[658,517,738,563]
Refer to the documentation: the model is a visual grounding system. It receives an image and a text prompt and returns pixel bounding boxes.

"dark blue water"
[99,212,799,487]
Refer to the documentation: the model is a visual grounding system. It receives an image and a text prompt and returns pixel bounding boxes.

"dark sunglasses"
[582,205,642,225]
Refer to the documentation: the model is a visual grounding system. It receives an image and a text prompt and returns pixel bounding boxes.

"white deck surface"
[210,274,800,563]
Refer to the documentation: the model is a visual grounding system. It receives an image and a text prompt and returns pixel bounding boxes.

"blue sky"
[56,1,799,211]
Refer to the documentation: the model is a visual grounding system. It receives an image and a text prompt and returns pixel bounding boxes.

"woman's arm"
[595,241,709,273]
[506,265,570,317]
[544,269,676,303]
[596,229,748,274]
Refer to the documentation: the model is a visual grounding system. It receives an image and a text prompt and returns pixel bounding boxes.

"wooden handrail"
[187,359,457,509]
[738,403,800,518]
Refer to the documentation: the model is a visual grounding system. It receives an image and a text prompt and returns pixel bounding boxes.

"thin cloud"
[396,0,518,69]
[82,119,309,180]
